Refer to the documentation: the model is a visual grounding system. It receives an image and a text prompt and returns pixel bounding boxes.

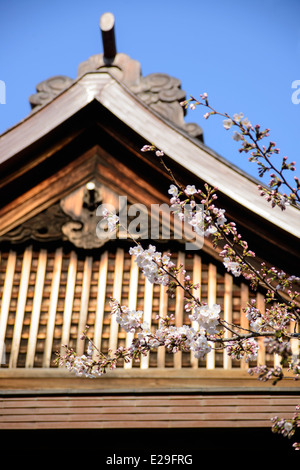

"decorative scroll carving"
[0,182,189,250]
[0,204,72,244]
[28,54,203,137]
[131,72,203,140]
[78,52,203,140]
[29,75,74,111]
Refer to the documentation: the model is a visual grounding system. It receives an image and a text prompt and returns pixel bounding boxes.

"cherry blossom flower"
[232,131,243,141]
[102,208,119,232]
[168,184,179,197]
[233,112,244,122]
[223,118,233,130]
[185,185,198,196]
[189,304,221,335]
[222,257,241,277]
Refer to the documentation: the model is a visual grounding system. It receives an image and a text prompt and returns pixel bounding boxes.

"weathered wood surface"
[0,393,297,430]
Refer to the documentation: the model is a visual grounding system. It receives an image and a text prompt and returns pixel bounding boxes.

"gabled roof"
[0,14,298,272]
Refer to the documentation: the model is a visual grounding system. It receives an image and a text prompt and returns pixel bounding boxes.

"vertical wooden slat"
[43,247,63,367]
[0,251,16,367]
[157,283,168,368]
[25,249,47,368]
[76,256,93,355]
[191,255,201,368]
[9,246,32,368]
[109,248,124,353]
[140,277,153,369]
[124,255,139,369]
[60,251,77,356]
[174,252,185,369]
[240,283,249,369]
[256,292,266,366]
[93,251,108,358]
[289,319,299,368]
[206,263,217,369]
[223,273,233,369]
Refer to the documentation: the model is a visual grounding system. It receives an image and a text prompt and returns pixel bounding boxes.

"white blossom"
[284,421,293,433]
[190,335,212,359]
[168,184,179,197]
[232,131,242,141]
[185,185,198,196]
[242,117,252,129]
[189,304,221,335]
[115,307,143,333]
[233,113,244,122]
[102,208,119,232]
[129,244,171,285]
[223,257,241,277]
[223,118,233,130]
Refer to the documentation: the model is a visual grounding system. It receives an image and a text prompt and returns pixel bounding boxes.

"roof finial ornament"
[100,12,117,61]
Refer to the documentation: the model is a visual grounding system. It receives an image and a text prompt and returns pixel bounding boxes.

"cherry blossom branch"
[181,94,299,208]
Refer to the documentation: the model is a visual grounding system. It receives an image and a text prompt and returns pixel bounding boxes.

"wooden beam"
[26,249,47,368]
[76,256,93,355]
[93,251,108,357]
[157,255,169,368]
[256,292,266,367]
[191,255,201,368]
[43,248,63,367]
[223,273,233,370]
[124,254,139,369]
[206,263,217,370]
[60,251,77,356]
[174,252,185,369]
[140,278,153,369]
[0,251,16,366]
[9,246,32,368]
[240,283,249,370]
[100,12,117,60]
[109,248,124,353]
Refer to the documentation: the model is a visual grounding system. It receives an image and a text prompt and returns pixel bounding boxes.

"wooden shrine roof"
[0,14,299,435]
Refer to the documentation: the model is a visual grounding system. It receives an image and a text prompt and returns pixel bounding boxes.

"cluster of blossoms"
[112,300,213,360]
[57,340,114,378]
[223,112,252,136]
[188,303,220,335]
[226,338,259,363]
[183,93,299,209]
[110,301,144,333]
[247,364,284,384]
[222,257,241,277]
[168,183,227,238]
[129,244,174,285]
[102,208,119,231]
[258,187,291,211]
[167,182,259,282]
[271,408,300,450]
[244,300,265,332]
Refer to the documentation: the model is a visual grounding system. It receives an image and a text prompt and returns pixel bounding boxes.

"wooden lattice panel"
[0,244,278,370]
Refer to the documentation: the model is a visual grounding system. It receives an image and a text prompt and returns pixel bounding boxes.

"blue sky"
[0,0,299,187]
